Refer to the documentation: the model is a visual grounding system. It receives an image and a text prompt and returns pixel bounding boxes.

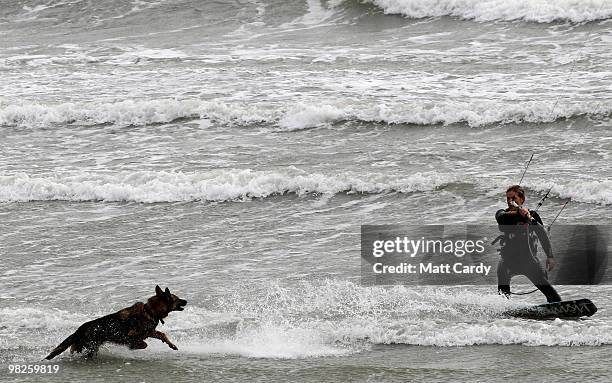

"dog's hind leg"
[83,342,101,359]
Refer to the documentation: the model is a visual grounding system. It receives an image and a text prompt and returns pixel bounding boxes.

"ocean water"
[1,0,611,382]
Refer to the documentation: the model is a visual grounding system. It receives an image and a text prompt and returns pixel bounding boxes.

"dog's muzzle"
[175,299,187,311]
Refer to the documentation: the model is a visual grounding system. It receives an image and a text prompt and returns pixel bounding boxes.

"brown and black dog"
[45,285,187,359]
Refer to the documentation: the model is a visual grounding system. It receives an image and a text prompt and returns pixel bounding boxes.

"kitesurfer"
[495,185,562,303]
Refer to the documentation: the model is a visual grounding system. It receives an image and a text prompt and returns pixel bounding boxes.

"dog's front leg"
[150,330,178,350]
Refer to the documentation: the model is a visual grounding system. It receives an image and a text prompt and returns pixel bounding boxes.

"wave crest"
[363,0,612,23]
[527,179,612,205]
[0,169,452,203]
[1,99,608,129]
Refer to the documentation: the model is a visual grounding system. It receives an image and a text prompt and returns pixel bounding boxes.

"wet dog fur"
[45,285,187,359]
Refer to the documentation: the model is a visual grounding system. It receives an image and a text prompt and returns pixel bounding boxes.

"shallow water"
[1,0,611,381]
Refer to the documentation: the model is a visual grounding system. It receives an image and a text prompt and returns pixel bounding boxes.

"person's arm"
[495,209,516,225]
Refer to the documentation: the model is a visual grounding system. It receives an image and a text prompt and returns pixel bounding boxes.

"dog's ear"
[156,285,163,296]
[165,287,171,296]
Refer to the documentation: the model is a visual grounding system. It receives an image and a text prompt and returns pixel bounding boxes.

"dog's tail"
[45,333,76,360]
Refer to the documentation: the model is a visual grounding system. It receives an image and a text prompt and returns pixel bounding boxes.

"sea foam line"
[363,0,612,23]
[0,169,452,203]
[1,99,608,129]
[526,179,612,205]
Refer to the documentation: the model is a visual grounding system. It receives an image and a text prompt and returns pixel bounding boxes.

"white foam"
[0,46,188,68]
[180,324,353,359]
[290,0,338,26]
[526,179,612,205]
[369,318,612,346]
[0,99,201,127]
[278,103,347,130]
[1,99,606,129]
[3,282,611,358]
[285,100,609,128]
[108,47,189,65]
[1,53,100,67]
[0,307,86,331]
[0,99,275,128]
[189,281,612,349]
[0,169,453,203]
[364,0,612,23]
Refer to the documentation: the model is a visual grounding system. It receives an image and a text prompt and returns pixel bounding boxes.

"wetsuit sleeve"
[531,212,553,258]
[495,209,516,225]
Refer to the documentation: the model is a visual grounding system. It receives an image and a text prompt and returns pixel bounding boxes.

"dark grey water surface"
[1,0,611,382]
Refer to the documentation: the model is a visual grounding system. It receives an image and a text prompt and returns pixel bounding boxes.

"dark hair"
[506,185,525,199]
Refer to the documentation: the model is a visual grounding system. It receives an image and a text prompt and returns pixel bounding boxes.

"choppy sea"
[1,1,611,382]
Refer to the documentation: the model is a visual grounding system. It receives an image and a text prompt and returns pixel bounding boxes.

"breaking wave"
[363,0,612,23]
[1,99,608,129]
[527,179,612,205]
[0,169,453,203]
[1,170,609,205]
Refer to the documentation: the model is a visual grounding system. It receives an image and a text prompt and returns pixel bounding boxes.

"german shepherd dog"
[45,286,187,359]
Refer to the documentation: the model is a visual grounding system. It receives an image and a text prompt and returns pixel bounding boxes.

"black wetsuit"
[495,208,562,303]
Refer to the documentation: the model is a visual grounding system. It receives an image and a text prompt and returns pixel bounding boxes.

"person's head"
[505,185,525,210]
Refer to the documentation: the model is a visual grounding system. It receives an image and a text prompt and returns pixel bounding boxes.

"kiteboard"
[505,298,597,320]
